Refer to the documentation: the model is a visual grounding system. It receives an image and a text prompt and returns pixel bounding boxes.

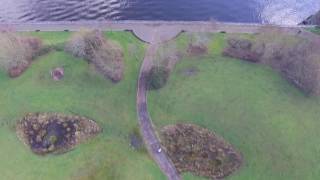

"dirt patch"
[180,67,199,77]
[51,67,64,81]
[187,44,208,56]
[160,124,243,179]
[16,112,102,155]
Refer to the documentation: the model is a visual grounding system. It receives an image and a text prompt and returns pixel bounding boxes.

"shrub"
[160,124,243,179]
[223,38,264,63]
[187,33,210,56]
[34,42,67,58]
[223,28,320,96]
[129,127,145,152]
[0,32,43,77]
[50,42,65,52]
[147,66,170,90]
[34,45,52,57]
[187,43,208,56]
[65,30,105,60]
[65,30,124,82]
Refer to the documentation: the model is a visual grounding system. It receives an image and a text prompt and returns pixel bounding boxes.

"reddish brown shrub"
[187,44,208,56]
[223,29,320,96]
[0,32,43,77]
[160,124,243,179]
[223,38,264,63]
[65,30,124,82]
[8,62,30,78]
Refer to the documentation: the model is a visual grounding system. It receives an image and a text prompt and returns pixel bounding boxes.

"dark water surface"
[0,0,319,25]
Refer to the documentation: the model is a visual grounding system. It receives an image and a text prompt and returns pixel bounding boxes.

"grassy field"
[148,33,320,180]
[2,30,320,180]
[0,31,168,180]
[307,27,320,35]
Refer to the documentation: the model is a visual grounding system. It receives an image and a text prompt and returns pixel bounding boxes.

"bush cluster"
[160,124,243,179]
[223,28,320,95]
[147,66,170,90]
[0,32,43,77]
[65,30,124,82]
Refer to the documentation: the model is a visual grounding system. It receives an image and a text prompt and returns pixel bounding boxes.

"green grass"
[3,30,320,180]
[0,31,166,180]
[148,33,320,180]
[307,27,320,35]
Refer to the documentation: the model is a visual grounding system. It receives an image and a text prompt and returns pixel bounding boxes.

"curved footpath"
[136,28,182,180]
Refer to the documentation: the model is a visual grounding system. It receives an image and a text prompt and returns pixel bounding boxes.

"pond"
[0,0,319,25]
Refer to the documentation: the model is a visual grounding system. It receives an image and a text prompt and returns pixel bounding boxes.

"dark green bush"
[147,66,170,90]
[33,45,52,58]
[50,42,65,51]
[33,43,66,59]
[129,127,146,152]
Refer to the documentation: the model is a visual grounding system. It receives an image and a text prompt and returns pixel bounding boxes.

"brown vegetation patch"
[16,112,102,155]
[160,124,243,179]
[180,67,199,77]
[65,30,124,82]
[51,67,64,81]
[223,28,320,96]
[0,33,43,78]
[187,44,208,56]
[8,62,31,78]
[223,38,264,63]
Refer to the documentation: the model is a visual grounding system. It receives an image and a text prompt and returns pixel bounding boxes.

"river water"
[0,0,319,25]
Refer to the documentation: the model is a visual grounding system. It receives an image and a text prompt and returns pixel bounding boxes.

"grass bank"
[148,33,320,180]
[307,26,320,35]
[0,31,166,180]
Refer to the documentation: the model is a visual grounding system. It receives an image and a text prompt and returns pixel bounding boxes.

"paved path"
[0,21,314,43]
[136,27,181,180]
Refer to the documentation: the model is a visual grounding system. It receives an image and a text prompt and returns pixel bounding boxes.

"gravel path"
[136,27,181,180]
[0,20,313,43]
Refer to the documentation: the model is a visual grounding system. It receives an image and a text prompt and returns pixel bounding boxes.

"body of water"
[0,0,319,25]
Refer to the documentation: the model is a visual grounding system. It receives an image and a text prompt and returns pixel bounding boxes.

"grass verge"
[148,32,320,180]
[0,31,166,180]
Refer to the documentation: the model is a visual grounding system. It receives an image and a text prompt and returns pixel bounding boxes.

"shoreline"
[0,20,315,43]
[0,20,315,30]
